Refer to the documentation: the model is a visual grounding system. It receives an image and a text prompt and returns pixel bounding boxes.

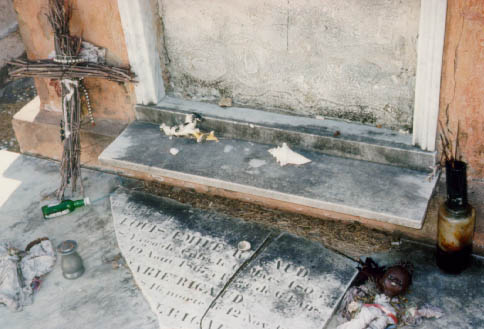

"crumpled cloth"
[0,240,56,312]
[48,41,106,64]
[79,41,106,64]
[337,294,397,329]
[402,304,444,326]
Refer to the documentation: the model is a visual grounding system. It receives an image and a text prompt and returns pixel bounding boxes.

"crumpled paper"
[0,239,56,312]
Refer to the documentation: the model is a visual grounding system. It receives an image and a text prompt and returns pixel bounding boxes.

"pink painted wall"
[13,0,136,123]
[439,0,484,180]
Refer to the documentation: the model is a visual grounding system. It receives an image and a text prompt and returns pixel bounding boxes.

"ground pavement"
[1,150,483,329]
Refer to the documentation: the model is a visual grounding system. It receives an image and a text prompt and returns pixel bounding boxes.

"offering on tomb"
[41,197,90,220]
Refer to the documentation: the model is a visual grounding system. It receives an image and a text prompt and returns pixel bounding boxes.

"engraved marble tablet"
[111,189,357,329]
[204,233,357,329]
[111,189,275,329]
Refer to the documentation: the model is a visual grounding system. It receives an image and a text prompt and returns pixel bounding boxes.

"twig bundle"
[57,79,83,199]
[45,0,84,200]
[8,59,136,83]
[439,120,461,167]
[47,0,81,59]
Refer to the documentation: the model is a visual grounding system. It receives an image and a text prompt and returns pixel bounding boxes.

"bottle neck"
[444,202,471,218]
[446,160,468,211]
[73,199,85,208]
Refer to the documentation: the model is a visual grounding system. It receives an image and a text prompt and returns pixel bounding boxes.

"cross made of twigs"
[8,0,136,200]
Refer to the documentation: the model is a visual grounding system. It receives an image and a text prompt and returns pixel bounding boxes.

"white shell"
[169,148,179,155]
[268,143,311,166]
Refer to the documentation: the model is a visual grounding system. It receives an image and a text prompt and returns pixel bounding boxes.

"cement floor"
[1,151,484,329]
[0,150,157,329]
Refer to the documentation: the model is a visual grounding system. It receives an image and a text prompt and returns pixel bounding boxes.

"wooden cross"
[8,0,136,200]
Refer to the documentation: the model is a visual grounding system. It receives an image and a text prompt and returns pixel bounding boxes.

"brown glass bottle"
[436,160,475,274]
[436,203,475,274]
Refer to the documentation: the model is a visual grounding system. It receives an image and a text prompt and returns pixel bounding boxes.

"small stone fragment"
[218,97,232,107]
[249,159,266,168]
[237,241,251,251]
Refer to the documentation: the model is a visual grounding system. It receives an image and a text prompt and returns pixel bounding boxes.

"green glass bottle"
[41,197,91,220]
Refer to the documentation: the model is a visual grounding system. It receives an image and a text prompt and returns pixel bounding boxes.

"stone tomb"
[111,189,357,329]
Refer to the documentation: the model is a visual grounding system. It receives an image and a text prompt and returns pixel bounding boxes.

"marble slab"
[111,189,275,329]
[204,233,357,329]
[100,121,439,229]
[111,188,357,329]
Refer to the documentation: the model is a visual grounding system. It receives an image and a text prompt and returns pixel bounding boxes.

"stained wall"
[158,0,420,130]
[439,0,484,179]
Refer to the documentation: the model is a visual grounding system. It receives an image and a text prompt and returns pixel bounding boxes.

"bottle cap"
[84,197,91,206]
[57,240,78,255]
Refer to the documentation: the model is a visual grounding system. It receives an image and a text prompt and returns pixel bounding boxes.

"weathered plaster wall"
[0,0,17,39]
[0,0,24,84]
[439,1,484,179]
[12,0,136,123]
[158,0,420,130]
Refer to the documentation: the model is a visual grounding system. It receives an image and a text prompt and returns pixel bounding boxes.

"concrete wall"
[0,0,24,84]
[12,0,136,123]
[0,0,17,39]
[439,0,484,179]
[158,0,420,130]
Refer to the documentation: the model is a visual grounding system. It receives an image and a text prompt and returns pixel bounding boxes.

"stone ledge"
[12,97,126,168]
[137,97,437,171]
[99,121,439,229]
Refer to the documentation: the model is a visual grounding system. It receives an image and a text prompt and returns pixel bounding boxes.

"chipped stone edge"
[322,270,359,329]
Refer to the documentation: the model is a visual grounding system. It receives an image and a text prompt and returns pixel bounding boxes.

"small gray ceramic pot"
[57,240,85,280]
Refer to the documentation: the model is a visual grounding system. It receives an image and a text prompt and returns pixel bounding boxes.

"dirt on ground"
[0,76,393,261]
[143,180,394,260]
